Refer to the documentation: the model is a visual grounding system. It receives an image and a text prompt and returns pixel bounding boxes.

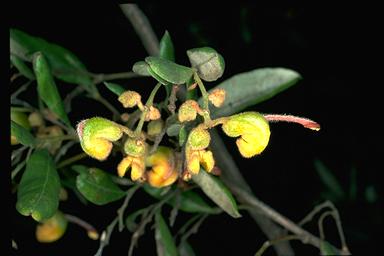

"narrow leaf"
[314,159,345,202]
[205,68,301,118]
[155,212,178,256]
[11,120,35,146]
[147,66,171,85]
[320,241,339,256]
[187,47,225,82]
[104,82,126,96]
[10,29,96,95]
[178,126,187,146]
[33,52,71,126]
[159,31,175,61]
[76,167,125,205]
[10,54,35,80]
[145,56,194,84]
[143,185,217,214]
[132,61,151,76]
[16,149,61,221]
[178,241,196,256]
[192,170,241,218]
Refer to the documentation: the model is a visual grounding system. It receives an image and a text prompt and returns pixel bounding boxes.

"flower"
[146,146,178,188]
[117,138,147,181]
[35,211,67,243]
[77,117,123,161]
[222,112,270,158]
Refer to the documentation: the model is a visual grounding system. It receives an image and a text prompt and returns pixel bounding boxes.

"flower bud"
[28,111,44,127]
[147,119,164,137]
[124,138,147,157]
[77,117,123,161]
[36,125,64,154]
[178,100,199,122]
[118,90,142,108]
[145,106,161,121]
[222,112,270,158]
[146,146,178,188]
[187,127,211,150]
[208,88,226,107]
[117,155,146,181]
[35,211,67,243]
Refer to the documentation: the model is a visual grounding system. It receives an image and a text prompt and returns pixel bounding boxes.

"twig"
[56,152,88,169]
[11,145,28,162]
[167,85,179,115]
[11,81,33,99]
[119,4,160,56]
[64,214,98,238]
[54,140,78,163]
[180,214,208,243]
[92,72,139,84]
[255,235,301,256]
[117,185,141,232]
[95,217,119,256]
[210,129,294,256]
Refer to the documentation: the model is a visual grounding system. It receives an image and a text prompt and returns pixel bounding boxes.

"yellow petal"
[199,150,215,172]
[117,156,133,177]
[187,150,200,175]
[131,156,146,181]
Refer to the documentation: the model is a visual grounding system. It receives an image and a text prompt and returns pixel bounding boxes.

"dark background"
[10,2,382,256]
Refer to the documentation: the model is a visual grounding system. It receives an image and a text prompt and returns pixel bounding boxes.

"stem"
[255,235,300,256]
[56,152,88,169]
[92,71,139,84]
[117,185,141,232]
[11,81,33,99]
[134,82,162,135]
[10,107,33,113]
[64,214,98,237]
[263,114,321,131]
[119,4,160,56]
[95,218,119,256]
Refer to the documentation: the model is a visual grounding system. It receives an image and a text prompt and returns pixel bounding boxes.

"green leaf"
[11,120,35,146]
[147,66,172,85]
[143,185,217,214]
[33,52,71,126]
[16,149,60,221]
[145,56,194,84]
[206,68,301,118]
[320,241,339,255]
[159,31,175,61]
[314,159,345,202]
[166,123,182,137]
[76,167,125,205]
[192,170,241,218]
[10,54,35,80]
[155,212,178,256]
[132,61,151,76]
[10,28,96,95]
[179,126,187,146]
[104,82,126,96]
[178,241,196,256]
[187,47,225,82]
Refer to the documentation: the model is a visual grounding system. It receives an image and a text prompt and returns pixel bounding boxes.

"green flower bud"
[187,127,211,150]
[77,117,123,161]
[222,112,270,158]
[147,119,164,137]
[123,138,147,157]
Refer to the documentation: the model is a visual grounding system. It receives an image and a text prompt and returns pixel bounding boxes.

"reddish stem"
[263,114,320,131]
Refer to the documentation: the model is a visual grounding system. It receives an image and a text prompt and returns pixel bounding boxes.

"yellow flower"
[146,146,178,188]
[117,155,146,181]
[184,127,215,177]
[77,117,123,161]
[35,211,67,243]
[118,90,142,108]
[222,112,270,158]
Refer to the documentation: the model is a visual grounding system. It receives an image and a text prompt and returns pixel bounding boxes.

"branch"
[210,129,294,256]
[119,4,159,56]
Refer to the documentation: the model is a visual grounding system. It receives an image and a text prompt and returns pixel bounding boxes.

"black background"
[10,2,382,256]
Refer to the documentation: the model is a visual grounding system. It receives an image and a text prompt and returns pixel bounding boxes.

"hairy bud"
[208,88,226,107]
[147,119,164,137]
[178,100,200,122]
[124,138,147,157]
[118,91,142,108]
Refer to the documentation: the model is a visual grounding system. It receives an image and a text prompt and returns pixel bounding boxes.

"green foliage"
[206,67,301,118]
[10,55,35,80]
[187,47,225,82]
[75,167,126,205]
[33,52,71,126]
[16,150,60,221]
[104,82,126,96]
[192,169,241,218]
[159,31,175,61]
[11,120,35,146]
[155,212,178,256]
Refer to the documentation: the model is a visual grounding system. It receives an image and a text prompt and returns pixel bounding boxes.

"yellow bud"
[118,91,142,108]
[187,127,211,150]
[87,230,99,240]
[145,106,161,121]
[77,117,123,161]
[199,150,215,172]
[178,100,199,122]
[222,112,270,158]
[185,148,200,175]
[147,119,164,137]
[146,146,178,188]
[35,211,67,243]
[124,138,147,157]
[28,111,44,127]
[208,88,226,107]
